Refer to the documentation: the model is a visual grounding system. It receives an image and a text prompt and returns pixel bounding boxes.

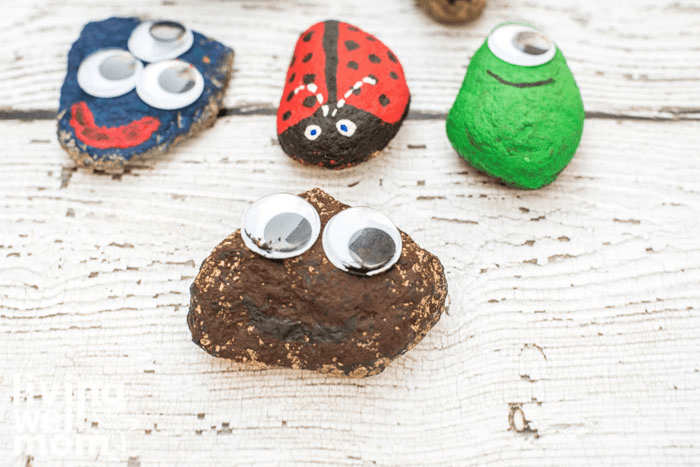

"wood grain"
[1,0,700,466]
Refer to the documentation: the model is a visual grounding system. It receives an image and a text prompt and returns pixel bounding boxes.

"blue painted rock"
[277,20,411,169]
[57,17,234,172]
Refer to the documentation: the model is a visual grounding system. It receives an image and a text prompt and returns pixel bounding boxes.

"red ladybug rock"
[277,20,410,169]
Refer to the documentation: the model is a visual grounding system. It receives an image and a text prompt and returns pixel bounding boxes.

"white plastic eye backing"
[128,19,194,62]
[487,24,556,67]
[241,193,321,260]
[322,207,402,276]
[336,119,357,137]
[136,60,204,110]
[77,48,143,98]
[304,125,322,141]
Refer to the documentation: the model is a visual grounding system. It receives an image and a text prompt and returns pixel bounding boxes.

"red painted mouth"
[69,101,161,149]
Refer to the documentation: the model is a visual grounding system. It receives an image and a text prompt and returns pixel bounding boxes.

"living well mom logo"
[9,374,129,458]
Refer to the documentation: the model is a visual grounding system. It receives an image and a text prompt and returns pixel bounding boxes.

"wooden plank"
[2,115,699,465]
[0,0,699,119]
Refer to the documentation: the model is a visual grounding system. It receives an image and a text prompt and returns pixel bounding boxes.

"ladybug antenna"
[291,83,325,106]
[331,75,378,117]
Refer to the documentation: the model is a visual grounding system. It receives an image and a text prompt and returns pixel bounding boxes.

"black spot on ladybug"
[290,55,296,67]
[345,40,360,51]
[369,54,381,63]
[348,26,360,32]
[302,53,313,63]
[303,96,317,108]
[379,94,390,107]
[288,72,296,84]
[303,73,316,85]
[347,61,359,70]
[303,31,314,42]
[353,87,362,96]
[390,71,399,80]
[286,90,295,102]
[282,111,291,121]
[366,35,376,42]
[388,51,398,63]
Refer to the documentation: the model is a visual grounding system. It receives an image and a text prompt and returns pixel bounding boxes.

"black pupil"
[150,21,185,42]
[99,55,136,81]
[512,31,551,55]
[158,66,196,94]
[348,228,395,269]
[263,213,312,252]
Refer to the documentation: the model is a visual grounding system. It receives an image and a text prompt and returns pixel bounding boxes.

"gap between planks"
[1,107,699,122]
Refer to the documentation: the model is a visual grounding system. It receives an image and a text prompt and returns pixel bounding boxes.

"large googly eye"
[304,125,322,141]
[136,60,204,110]
[128,19,194,62]
[336,119,356,137]
[242,193,321,259]
[487,24,556,67]
[322,207,402,276]
[77,49,143,98]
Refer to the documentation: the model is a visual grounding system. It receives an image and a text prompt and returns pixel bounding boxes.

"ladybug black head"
[278,103,406,169]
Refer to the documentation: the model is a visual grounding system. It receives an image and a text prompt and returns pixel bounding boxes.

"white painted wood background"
[1,0,699,466]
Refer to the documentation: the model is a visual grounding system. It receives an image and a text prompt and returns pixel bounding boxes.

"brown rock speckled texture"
[188,189,448,377]
[418,0,486,23]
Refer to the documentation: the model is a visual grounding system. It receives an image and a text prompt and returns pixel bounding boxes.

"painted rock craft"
[188,189,447,377]
[58,17,234,172]
[446,23,584,189]
[277,21,411,169]
[418,0,486,24]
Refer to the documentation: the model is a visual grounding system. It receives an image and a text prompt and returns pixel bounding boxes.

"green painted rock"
[446,23,584,189]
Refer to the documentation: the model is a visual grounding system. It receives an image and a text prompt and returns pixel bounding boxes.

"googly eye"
[487,24,555,67]
[242,193,321,260]
[336,119,357,137]
[304,125,322,141]
[136,60,204,110]
[322,207,402,276]
[77,49,143,98]
[128,19,194,62]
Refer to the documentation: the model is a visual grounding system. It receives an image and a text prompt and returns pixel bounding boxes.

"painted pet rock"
[418,0,486,23]
[188,189,447,377]
[58,17,234,172]
[277,20,410,169]
[446,23,584,189]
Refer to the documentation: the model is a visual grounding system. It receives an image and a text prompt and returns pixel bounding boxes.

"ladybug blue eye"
[322,207,402,276]
[336,119,356,137]
[304,124,322,141]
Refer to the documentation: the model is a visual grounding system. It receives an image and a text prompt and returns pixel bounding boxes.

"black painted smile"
[487,70,555,88]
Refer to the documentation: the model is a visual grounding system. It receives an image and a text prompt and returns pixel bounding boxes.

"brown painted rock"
[277,20,410,169]
[418,0,486,23]
[188,189,447,377]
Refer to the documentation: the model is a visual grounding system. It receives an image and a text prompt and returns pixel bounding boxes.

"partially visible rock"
[188,189,448,377]
[418,0,486,24]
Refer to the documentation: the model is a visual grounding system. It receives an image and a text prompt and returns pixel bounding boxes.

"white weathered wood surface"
[1,1,699,466]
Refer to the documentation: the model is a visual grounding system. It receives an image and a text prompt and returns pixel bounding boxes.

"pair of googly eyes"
[241,193,402,276]
[488,24,556,67]
[304,119,357,141]
[77,20,203,110]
